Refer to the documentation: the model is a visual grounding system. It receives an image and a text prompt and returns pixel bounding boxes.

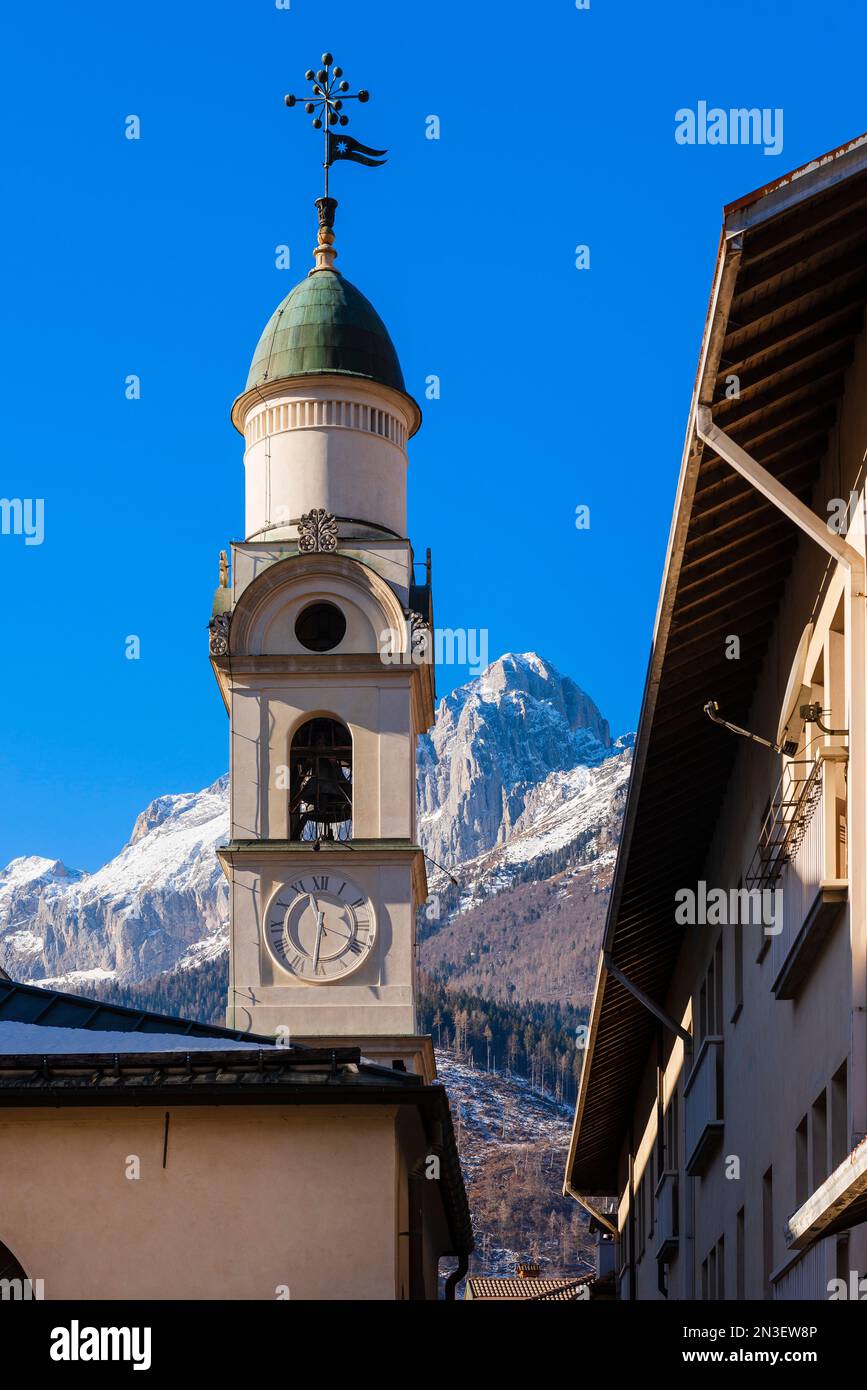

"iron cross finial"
[284,52,383,201]
[285,53,381,201]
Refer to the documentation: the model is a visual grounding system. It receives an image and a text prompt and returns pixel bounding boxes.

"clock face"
[264,875,375,982]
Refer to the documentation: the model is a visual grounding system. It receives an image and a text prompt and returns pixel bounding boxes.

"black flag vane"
[285,53,387,202]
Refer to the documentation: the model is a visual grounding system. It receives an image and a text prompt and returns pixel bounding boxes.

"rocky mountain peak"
[417,653,618,869]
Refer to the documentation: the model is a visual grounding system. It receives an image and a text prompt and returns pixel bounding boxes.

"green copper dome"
[245,269,406,395]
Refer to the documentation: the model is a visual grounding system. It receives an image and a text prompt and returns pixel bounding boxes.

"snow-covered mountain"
[0,780,229,988]
[0,655,632,995]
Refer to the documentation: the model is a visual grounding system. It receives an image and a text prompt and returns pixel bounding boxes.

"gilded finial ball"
[312,118,322,129]
[305,69,315,81]
[305,102,315,114]
[339,115,349,126]
[317,69,327,83]
[327,111,337,125]
[339,80,349,92]
[333,66,343,78]
[322,52,333,65]
[358,89,370,103]
[284,94,296,107]
[312,84,322,95]
[334,99,343,110]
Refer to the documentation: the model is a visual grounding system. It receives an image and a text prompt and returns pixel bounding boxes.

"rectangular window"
[664,1092,679,1171]
[703,1236,725,1299]
[637,1171,646,1258]
[812,1088,828,1190]
[736,1207,745,1300]
[697,937,724,1042]
[795,1115,808,1207]
[762,1167,774,1298]
[831,1061,848,1169]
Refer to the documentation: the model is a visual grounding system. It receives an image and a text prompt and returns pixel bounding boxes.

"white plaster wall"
[619,324,867,1300]
[239,380,414,541]
[0,1105,399,1300]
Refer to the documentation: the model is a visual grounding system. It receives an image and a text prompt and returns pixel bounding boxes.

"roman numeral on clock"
[312,875,328,891]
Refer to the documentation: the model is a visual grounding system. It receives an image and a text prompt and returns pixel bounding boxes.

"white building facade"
[566,138,867,1300]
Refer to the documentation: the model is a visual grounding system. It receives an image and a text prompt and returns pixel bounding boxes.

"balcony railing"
[770,751,847,999]
[654,1170,679,1262]
[747,759,823,890]
[684,1037,724,1175]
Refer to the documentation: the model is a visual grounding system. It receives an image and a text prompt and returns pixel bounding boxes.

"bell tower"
[209,164,436,1076]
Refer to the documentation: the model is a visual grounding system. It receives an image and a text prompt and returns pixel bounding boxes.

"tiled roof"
[246,270,406,394]
[466,1274,594,1301]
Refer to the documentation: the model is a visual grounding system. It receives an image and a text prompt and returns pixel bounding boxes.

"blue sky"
[1,0,865,869]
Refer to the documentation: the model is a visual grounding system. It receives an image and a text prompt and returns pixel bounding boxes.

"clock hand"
[312,909,326,969]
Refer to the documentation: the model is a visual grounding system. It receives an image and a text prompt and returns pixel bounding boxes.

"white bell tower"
[210,197,436,1079]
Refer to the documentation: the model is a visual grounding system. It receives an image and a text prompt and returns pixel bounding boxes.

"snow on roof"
[0,1020,277,1055]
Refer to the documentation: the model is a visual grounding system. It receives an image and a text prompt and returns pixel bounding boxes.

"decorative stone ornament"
[208,612,231,656]
[407,609,432,662]
[298,508,338,554]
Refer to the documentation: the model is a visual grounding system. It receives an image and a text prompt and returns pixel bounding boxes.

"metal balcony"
[747,759,824,891]
[684,1037,724,1175]
[770,752,848,999]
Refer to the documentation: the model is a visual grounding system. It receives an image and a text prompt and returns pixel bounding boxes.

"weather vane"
[285,53,387,204]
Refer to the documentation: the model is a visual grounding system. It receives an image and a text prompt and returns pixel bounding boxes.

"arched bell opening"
[289,716,353,841]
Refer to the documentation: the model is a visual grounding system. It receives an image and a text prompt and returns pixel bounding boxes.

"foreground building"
[566,135,867,1299]
[0,979,470,1299]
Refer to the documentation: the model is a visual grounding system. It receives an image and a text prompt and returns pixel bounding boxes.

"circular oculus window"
[294,601,347,652]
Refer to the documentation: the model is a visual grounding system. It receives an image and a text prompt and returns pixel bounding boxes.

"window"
[831,1061,848,1169]
[702,1235,725,1299]
[664,1093,679,1172]
[294,601,346,652]
[762,1167,774,1298]
[698,937,724,1045]
[637,1170,646,1259]
[736,1207,745,1300]
[812,1088,828,1190]
[289,717,352,841]
[795,1115,808,1207]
